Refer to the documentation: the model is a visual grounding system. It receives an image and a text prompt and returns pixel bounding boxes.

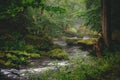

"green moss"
[77,38,96,45]
[49,49,68,59]
[66,38,97,46]
[29,53,40,58]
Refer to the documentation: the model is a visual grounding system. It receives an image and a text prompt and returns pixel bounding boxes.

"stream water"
[0,40,91,80]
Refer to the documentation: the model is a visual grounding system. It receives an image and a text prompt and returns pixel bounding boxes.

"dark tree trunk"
[101,0,111,48]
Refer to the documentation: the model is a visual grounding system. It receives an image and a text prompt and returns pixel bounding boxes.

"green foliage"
[0,32,53,52]
[25,6,65,37]
[0,51,41,68]
[0,0,67,37]
[74,0,101,32]
[0,32,26,51]
[45,6,66,14]
[0,0,88,38]
[85,0,101,31]
[0,51,30,68]
[77,27,98,38]
[24,0,86,37]
[48,49,68,59]
[25,34,55,51]
[0,0,46,19]
[31,52,120,80]
[36,35,53,51]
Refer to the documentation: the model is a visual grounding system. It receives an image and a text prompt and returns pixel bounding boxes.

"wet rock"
[53,40,67,46]
[83,36,90,40]
[0,69,20,80]
[0,61,71,80]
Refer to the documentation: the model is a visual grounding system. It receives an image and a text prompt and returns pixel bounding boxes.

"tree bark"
[101,0,111,48]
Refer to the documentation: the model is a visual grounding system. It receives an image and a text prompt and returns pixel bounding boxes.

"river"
[0,39,92,80]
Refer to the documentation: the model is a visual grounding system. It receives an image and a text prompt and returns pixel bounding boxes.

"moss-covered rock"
[66,38,96,46]
[77,38,96,45]
[29,53,40,59]
[48,49,68,59]
[66,38,97,51]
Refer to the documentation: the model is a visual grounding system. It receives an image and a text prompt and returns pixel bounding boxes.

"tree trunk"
[101,0,111,48]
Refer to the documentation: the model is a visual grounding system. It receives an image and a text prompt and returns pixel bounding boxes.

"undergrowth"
[30,51,120,80]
